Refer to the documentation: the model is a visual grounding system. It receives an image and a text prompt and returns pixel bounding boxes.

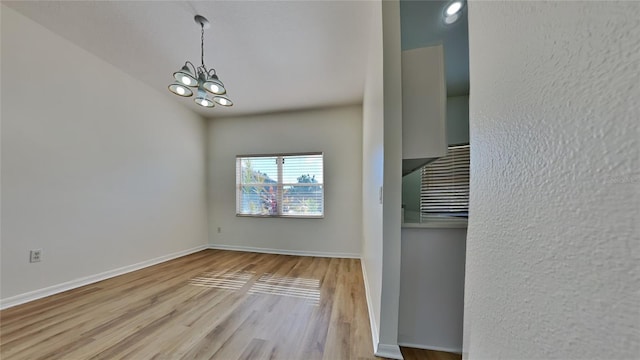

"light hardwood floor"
[400,347,461,360]
[1,249,460,360]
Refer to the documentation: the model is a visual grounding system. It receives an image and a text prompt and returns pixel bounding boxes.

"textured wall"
[464,2,639,359]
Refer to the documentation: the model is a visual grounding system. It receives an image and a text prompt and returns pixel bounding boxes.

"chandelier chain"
[200,25,205,70]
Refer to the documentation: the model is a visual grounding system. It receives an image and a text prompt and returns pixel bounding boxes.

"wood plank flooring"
[0,249,459,360]
[400,347,461,360]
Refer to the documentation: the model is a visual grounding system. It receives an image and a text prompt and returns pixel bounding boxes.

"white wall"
[361,0,385,352]
[399,228,466,353]
[446,95,469,146]
[464,2,640,359]
[402,94,469,215]
[1,6,208,304]
[401,170,421,217]
[379,0,404,358]
[207,106,362,257]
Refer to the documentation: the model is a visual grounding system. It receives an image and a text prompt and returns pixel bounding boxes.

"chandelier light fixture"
[168,15,233,108]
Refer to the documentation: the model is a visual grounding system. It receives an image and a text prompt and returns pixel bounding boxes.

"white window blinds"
[236,153,324,218]
[420,144,470,218]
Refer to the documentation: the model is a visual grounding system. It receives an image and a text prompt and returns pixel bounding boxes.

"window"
[420,144,469,219]
[236,153,324,218]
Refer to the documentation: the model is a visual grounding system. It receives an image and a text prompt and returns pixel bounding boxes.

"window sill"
[236,214,324,219]
[402,218,468,229]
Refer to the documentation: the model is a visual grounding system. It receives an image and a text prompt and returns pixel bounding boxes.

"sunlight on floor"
[248,273,321,305]
[188,270,254,291]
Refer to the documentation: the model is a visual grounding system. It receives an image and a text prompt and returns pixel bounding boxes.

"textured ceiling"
[4,1,374,118]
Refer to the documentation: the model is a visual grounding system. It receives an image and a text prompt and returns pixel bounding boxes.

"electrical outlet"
[30,249,42,263]
[217,227,221,233]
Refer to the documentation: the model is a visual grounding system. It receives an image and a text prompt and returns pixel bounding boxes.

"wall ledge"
[402,221,467,229]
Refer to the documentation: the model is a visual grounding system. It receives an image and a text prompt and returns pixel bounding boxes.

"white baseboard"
[208,243,360,259]
[361,262,380,355]
[375,343,404,359]
[397,342,462,355]
[361,262,404,359]
[0,244,209,310]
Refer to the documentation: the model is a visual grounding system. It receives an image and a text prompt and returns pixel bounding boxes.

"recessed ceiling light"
[445,1,464,16]
[443,1,465,24]
[444,13,461,25]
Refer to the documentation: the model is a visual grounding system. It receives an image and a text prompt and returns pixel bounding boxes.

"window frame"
[235,152,325,219]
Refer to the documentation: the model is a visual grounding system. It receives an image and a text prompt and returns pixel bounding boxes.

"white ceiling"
[4,1,374,118]
[400,0,469,97]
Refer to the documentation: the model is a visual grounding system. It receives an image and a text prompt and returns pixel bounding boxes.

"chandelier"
[168,15,233,108]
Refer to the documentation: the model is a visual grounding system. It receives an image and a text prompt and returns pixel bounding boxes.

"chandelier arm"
[207,68,217,76]
[184,61,198,75]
